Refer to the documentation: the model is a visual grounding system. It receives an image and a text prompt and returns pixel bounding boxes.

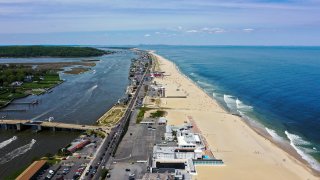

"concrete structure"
[151,123,224,178]
[16,160,47,180]
[149,84,166,98]
[158,117,167,125]
[0,120,107,132]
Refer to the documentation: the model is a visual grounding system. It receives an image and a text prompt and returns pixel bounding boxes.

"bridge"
[0,119,109,132]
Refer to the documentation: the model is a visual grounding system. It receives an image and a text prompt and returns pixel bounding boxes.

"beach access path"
[150,52,319,180]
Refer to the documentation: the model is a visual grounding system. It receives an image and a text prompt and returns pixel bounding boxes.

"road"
[85,56,150,180]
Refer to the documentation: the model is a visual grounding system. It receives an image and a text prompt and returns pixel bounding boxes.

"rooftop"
[16,160,47,180]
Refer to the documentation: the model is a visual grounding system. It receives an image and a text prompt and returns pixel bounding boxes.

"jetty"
[0,119,109,132]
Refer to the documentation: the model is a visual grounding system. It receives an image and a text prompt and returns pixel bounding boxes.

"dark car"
[125,168,130,172]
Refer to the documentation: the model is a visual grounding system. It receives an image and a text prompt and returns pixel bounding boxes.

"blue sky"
[0,0,319,45]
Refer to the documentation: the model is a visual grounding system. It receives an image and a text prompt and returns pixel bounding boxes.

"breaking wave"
[285,131,320,171]
[223,95,237,110]
[197,80,213,87]
[265,128,284,142]
[0,136,17,149]
[0,139,36,165]
[223,94,253,113]
[236,98,253,111]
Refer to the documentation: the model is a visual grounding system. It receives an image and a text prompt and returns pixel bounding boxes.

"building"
[158,117,167,125]
[67,139,91,153]
[151,123,223,178]
[149,84,166,98]
[17,160,47,180]
[11,81,23,86]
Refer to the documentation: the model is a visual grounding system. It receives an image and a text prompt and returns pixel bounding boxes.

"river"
[0,48,135,178]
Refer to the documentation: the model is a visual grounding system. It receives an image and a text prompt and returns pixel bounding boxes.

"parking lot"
[38,135,102,180]
[106,111,165,179]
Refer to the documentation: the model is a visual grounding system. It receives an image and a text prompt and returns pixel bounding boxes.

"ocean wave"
[223,94,237,110]
[0,139,36,165]
[223,94,253,113]
[0,136,17,149]
[236,98,253,111]
[212,92,217,97]
[197,80,213,87]
[285,131,320,171]
[265,128,284,142]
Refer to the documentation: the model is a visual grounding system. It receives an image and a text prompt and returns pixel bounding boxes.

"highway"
[86,54,150,180]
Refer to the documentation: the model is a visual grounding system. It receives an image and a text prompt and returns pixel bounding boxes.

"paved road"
[87,56,151,180]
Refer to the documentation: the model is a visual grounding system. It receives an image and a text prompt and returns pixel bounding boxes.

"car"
[106,173,111,178]
[125,168,130,172]
[56,175,64,180]
[45,174,53,179]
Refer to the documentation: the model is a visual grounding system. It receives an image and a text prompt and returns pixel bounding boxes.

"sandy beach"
[150,52,319,180]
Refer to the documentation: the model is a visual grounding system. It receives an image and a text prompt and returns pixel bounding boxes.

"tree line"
[0,46,112,58]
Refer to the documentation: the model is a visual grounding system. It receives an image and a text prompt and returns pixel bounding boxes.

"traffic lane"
[91,64,149,179]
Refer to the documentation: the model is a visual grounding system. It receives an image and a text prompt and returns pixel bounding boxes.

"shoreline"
[149,51,319,179]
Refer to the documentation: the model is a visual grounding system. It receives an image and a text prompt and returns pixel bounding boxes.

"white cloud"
[243,28,254,32]
[200,27,226,34]
[186,29,198,33]
[144,34,151,37]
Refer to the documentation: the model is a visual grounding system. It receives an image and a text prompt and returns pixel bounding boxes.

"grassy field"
[98,105,126,127]
[0,73,62,107]
[136,106,152,123]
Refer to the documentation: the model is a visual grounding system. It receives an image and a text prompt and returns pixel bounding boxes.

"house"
[11,81,23,87]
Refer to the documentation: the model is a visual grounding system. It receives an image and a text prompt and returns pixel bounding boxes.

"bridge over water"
[0,119,109,132]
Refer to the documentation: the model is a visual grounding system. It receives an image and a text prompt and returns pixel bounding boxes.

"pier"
[0,119,109,132]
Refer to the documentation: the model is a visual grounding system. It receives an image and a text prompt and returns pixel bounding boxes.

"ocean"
[140,45,320,171]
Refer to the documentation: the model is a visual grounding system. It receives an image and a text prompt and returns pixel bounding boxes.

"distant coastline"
[0,46,113,58]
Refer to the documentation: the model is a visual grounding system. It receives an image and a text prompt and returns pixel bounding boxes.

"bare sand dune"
[150,52,319,180]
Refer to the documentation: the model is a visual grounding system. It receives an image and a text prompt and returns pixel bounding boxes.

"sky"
[0,0,319,45]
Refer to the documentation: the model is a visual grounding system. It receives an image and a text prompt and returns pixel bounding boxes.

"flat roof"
[17,160,47,180]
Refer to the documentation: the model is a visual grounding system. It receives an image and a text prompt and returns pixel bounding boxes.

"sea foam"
[285,131,320,171]
[265,128,284,142]
[223,94,237,110]
[236,98,253,111]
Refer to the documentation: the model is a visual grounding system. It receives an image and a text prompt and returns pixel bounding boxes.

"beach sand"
[150,52,319,180]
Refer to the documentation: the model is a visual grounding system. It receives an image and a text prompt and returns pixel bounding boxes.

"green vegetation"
[150,110,166,118]
[0,64,62,107]
[136,106,151,123]
[98,106,125,127]
[0,46,112,58]
[101,169,109,179]
[85,129,106,138]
